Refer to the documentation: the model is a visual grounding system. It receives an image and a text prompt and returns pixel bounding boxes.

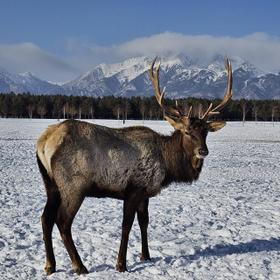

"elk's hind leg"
[37,154,60,275]
[41,189,60,275]
[137,198,151,261]
[56,194,88,275]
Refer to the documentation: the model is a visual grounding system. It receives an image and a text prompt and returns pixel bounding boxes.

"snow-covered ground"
[1,119,280,280]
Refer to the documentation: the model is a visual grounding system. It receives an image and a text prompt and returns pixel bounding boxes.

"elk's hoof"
[116,263,127,272]
[74,265,89,275]
[140,254,151,261]
[45,266,56,275]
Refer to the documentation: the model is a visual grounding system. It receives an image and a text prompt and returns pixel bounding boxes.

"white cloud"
[1,33,280,82]
[85,32,280,72]
[0,42,79,82]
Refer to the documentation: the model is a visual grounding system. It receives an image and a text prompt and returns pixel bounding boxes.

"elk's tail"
[36,153,61,205]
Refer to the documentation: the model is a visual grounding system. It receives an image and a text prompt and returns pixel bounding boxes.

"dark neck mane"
[159,131,203,186]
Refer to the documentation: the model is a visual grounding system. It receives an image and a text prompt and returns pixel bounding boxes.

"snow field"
[0,119,280,279]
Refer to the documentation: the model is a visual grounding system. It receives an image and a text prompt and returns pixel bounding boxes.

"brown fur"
[37,118,224,275]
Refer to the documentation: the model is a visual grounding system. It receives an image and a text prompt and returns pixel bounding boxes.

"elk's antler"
[149,57,183,119]
[201,58,233,119]
[149,57,232,121]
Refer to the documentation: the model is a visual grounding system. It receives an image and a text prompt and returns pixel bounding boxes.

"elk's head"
[149,57,233,159]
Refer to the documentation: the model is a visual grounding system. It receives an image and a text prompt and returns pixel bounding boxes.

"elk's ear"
[207,121,226,132]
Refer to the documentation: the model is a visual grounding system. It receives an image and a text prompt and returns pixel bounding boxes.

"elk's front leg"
[116,191,142,272]
[137,199,151,261]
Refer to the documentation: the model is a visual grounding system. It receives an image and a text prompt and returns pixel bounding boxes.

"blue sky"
[0,1,280,81]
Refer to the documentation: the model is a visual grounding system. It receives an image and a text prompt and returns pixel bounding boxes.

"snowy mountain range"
[1,55,280,99]
[0,67,63,95]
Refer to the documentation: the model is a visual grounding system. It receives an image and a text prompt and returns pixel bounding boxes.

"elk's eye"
[185,131,190,136]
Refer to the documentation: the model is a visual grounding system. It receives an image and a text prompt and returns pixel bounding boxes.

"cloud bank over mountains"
[1,32,280,82]
[0,42,80,82]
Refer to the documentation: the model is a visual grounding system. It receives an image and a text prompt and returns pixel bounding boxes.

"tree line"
[0,92,279,122]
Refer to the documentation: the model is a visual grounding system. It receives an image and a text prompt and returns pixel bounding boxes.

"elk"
[36,58,233,275]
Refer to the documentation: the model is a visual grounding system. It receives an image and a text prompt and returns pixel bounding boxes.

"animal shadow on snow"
[173,238,280,263]
[130,238,280,272]
[89,264,115,273]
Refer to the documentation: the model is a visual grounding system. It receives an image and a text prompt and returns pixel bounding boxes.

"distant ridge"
[1,55,280,99]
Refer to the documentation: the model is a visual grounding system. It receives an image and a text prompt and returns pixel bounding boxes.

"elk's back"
[37,120,165,198]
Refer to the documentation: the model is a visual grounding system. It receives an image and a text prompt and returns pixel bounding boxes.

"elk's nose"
[199,149,209,157]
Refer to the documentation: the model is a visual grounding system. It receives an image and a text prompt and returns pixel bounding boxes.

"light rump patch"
[36,123,68,178]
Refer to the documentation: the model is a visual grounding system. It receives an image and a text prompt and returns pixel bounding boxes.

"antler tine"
[212,59,233,111]
[202,58,233,119]
[149,58,164,106]
[175,100,187,116]
[187,105,193,118]
[149,57,158,78]
[201,103,213,119]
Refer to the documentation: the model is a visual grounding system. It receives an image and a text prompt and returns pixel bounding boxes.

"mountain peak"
[0,55,279,99]
[19,71,35,78]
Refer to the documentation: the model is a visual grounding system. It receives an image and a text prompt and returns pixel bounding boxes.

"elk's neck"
[159,131,203,185]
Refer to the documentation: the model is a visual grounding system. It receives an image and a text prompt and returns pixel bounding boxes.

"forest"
[0,92,279,122]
